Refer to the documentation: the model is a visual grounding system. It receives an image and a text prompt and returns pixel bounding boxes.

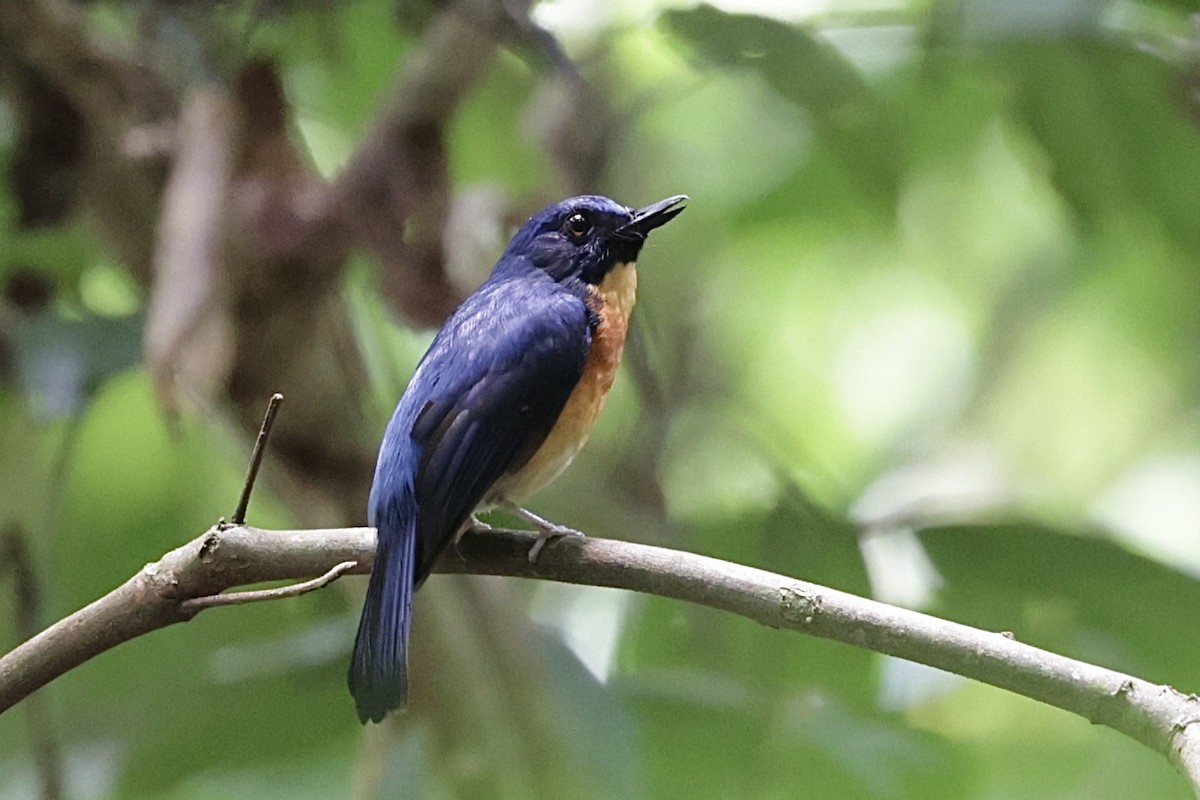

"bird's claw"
[467,515,497,535]
[527,523,585,563]
[500,503,586,562]
[454,515,497,559]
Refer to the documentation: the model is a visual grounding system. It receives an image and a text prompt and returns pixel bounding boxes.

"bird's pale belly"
[488,262,638,504]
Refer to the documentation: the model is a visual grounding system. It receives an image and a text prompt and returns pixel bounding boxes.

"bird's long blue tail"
[348,507,417,723]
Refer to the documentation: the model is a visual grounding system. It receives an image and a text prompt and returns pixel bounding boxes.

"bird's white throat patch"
[598,261,637,326]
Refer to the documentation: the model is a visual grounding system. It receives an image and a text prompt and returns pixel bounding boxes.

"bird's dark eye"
[562,212,592,243]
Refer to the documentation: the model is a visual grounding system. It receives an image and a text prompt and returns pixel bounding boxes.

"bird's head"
[499,194,687,285]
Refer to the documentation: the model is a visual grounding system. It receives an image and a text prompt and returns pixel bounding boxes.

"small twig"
[179,560,357,614]
[231,392,284,525]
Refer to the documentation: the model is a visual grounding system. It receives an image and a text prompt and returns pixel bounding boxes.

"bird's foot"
[505,504,585,562]
[454,515,497,559]
[467,514,497,535]
[528,523,585,563]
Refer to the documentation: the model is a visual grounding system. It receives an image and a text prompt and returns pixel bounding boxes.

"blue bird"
[348,193,687,723]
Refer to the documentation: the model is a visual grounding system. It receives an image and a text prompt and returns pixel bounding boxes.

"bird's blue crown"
[496,194,685,285]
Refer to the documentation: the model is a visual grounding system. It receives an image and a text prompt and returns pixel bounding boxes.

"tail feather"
[348,510,418,723]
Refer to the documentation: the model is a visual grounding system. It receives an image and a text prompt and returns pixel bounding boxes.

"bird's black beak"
[619,195,688,238]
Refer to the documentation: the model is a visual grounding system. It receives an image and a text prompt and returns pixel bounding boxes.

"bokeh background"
[3,0,1200,797]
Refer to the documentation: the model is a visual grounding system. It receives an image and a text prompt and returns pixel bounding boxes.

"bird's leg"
[503,503,585,562]
[466,514,497,535]
[453,514,496,559]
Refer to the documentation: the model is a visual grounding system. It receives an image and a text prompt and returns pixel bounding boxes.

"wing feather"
[402,277,591,581]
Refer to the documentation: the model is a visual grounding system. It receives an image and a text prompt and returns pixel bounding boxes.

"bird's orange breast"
[490,262,637,503]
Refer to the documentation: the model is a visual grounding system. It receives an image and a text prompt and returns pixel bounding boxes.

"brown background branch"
[2,524,1199,795]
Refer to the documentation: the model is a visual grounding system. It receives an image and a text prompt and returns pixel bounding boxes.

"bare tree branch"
[231,392,285,525]
[178,559,358,613]
[1,523,1199,793]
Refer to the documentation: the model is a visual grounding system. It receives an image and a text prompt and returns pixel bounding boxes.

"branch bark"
[1,524,1199,793]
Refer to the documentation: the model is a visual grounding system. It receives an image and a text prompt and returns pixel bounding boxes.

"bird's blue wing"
[352,275,589,720]
[403,276,592,581]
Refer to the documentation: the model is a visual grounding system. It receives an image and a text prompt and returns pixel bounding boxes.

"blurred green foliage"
[4,0,1200,798]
